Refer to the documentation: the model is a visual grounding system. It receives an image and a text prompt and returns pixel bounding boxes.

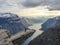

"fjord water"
[22,23,43,45]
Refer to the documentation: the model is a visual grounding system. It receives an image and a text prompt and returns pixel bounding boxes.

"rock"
[29,25,60,45]
[0,29,13,45]
[11,30,35,45]
[41,16,60,30]
[0,13,32,34]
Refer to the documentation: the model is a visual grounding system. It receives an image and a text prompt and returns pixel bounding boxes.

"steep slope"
[29,25,60,45]
[20,17,33,28]
[41,16,60,30]
[0,13,30,34]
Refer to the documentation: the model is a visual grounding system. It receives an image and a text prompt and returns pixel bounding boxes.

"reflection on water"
[22,23,43,45]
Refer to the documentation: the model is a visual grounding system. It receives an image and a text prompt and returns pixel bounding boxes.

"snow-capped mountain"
[0,13,31,34]
[41,16,60,30]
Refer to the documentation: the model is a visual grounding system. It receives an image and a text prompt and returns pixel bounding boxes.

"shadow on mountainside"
[29,25,60,45]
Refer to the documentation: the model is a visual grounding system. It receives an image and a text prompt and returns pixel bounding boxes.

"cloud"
[0,0,60,13]
[21,0,53,7]
[0,0,24,13]
[20,0,60,10]
[18,6,60,17]
[48,0,60,10]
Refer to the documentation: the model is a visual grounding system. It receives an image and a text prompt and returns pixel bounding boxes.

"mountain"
[41,16,60,30]
[29,25,60,45]
[0,13,31,34]
[25,16,49,24]
[20,17,33,27]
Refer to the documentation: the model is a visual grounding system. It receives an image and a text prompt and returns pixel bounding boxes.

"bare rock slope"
[29,25,60,45]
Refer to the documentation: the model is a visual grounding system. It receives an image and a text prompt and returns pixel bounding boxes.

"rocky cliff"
[29,25,60,45]
[41,16,60,30]
[0,13,31,34]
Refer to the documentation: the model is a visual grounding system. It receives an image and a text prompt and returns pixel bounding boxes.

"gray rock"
[29,25,60,45]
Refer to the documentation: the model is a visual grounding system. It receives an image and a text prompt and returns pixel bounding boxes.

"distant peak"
[0,13,18,18]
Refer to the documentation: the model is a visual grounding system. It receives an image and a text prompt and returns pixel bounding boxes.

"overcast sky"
[0,0,60,16]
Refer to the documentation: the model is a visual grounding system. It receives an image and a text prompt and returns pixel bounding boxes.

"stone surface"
[41,16,60,30]
[29,25,60,45]
[0,13,32,34]
[0,29,13,45]
[11,30,35,45]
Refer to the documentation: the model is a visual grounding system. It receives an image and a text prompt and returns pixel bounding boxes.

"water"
[22,23,43,45]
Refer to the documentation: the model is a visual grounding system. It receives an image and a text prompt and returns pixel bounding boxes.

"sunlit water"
[22,23,43,45]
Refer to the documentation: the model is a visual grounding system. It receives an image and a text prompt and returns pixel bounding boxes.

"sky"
[0,0,60,17]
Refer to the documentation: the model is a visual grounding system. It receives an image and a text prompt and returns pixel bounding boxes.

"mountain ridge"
[0,13,32,35]
[41,16,60,30]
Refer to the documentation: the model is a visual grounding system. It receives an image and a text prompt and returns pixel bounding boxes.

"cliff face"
[29,25,60,45]
[0,13,31,34]
[0,29,13,45]
[41,16,60,30]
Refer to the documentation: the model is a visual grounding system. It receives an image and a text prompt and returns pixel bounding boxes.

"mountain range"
[41,16,60,30]
[0,13,32,34]
[29,24,60,45]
